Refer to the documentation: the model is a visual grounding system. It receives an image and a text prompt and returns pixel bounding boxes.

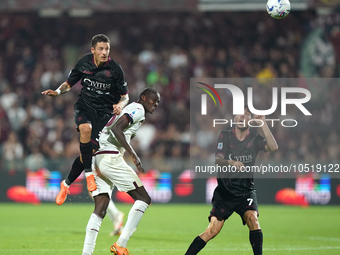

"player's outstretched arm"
[253,115,278,152]
[41,82,72,97]
[113,94,129,115]
[111,114,144,172]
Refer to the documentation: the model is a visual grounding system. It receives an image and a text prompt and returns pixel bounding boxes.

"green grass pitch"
[0,203,339,254]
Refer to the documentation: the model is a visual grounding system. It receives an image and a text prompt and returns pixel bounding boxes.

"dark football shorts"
[209,186,259,225]
[74,102,112,150]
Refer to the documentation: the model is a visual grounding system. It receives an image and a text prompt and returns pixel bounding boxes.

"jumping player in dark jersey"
[41,34,129,206]
[185,105,278,255]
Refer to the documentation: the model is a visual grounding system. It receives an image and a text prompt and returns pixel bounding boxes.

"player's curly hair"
[91,34,110,48]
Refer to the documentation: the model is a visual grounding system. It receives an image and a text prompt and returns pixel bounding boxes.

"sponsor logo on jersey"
[83,70,93,74]
[229,154,253,163]
[84,78,111,90]
[217,142,223,150]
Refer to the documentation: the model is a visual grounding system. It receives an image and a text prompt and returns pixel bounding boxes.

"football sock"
[249,229,263,255]
[116,200,148,248]
[107,200,121,225]
[82,213,102,255]
[80,141,93,173]
[185,236,206,255]
[65,156,84,186]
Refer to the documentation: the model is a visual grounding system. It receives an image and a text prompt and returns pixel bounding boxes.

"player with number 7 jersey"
[185,105,278,255]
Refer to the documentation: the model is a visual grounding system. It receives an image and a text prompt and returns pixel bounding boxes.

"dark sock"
[249,229,263,255]
[80,141,93,173]
[185,236,206,255]
[65,156,84,186]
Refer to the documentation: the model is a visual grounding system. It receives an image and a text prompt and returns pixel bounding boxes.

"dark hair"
[91,34,110,48]
[140,88,159,99]
[244,104,253,117]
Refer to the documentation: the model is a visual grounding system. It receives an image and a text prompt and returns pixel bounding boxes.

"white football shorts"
[91,151,143,198]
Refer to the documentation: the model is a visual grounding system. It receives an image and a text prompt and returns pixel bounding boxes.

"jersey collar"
[232,128,250,141]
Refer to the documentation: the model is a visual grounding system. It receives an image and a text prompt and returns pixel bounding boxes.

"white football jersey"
[98,102,145,154]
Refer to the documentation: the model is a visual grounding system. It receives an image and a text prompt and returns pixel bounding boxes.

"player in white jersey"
[82,88,160,255]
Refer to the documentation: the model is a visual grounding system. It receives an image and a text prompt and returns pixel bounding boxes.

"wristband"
[55,88,61,95]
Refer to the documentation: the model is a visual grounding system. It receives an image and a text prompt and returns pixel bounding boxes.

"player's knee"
[246,213,259,229]
[100,209,107,219]
[94,209,106,219]
[79,124,92,138]
[128,187,151,205]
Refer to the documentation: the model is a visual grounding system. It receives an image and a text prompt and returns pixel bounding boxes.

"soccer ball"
[266,0,291,19]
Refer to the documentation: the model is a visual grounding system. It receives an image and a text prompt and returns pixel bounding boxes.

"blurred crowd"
[191,79,340,165]
[0,11,339,172]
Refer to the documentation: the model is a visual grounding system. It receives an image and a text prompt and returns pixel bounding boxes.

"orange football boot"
[110,243,132,255]
[86,174,97,192]
[55,181,70,205]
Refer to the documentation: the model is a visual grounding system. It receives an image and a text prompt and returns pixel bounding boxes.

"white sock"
[82,213,102,255]
[116,200,148,248]
[107,200,120,225]
[62,180,70,188]
[85,172,94,178]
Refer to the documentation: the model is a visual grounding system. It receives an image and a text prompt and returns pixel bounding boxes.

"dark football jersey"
[67,54,128,114]
[215,128,266,197]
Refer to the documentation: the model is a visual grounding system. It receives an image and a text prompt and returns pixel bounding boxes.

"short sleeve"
[215,131,228,158]
[67,60,83,86]
[123,104,144,124]
[115,65,128,95]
